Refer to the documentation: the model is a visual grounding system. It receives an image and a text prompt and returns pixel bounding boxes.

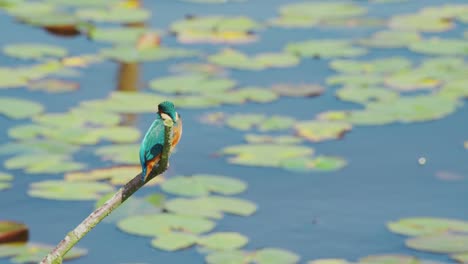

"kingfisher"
[139,101,182,182]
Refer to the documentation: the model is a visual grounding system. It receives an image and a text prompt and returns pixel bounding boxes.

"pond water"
[0,0,467,263]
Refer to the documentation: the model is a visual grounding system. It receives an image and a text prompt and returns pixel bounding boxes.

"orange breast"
[172,117,182,149]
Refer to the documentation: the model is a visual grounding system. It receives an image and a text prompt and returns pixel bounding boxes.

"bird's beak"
[170,113,178,123]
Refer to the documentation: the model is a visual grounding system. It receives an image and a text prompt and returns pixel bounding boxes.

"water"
[0,0,467,263]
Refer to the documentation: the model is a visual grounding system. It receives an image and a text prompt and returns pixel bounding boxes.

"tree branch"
[40,119,174,264]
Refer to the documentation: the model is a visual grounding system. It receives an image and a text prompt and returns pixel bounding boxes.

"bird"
[139,101,182,182]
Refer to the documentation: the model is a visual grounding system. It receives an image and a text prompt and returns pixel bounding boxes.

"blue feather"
[139,115,165,182]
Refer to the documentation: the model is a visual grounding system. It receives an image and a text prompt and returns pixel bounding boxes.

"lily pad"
[3,43,67,60]
[244,134,303,144]
[281,156,348,172]
[89,27,149,44]
[272,2,366,28]
[224,114,294,131]
[100,46,198,63]
[359,254,418,264]
[0,221,28,244]
[409,39,468,56]
[327,74,383,87]
[28,180,113,200]
[171,16,260,44]
[161,174,247,197]
[76,7,150,23]
[206,250,249,264]
[387,217,468,236]
[271,84,324,97]
[150,74,236,95]
[27,79,79,93]
[5,154,85,174]
[66,165,157,186]
[406,233,468,253]
[286,39,366,58]
[254,248,300,264]
[0,97,44,119]
[165,196,257,219]
[335,87,399,104]
[221,144,314,167]
[295,121,352,142]
[208,49,299,70]
[0,172,13,191]
[330,57,411,74]
[358,30,421,48]
[151,232,198,251]
[0,242,87,263]
[94,144,140,165]
[309,259,350,264]
[389,12,454,32]
[117,213,215,237]
[198,232,248,250]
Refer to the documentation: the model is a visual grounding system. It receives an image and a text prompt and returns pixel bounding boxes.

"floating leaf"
[224,114,293,131]
[0,97,44,119]
[5,154,85,174]
[336,87,399,104]
[281,156,347,172]
[272,2,366,28]
[244,134,303,144]
[387,217,468,236]
[117,213,215,237]
[271,84,324,97]
[0,172,13,191]
[100,46,198,63]
[151,232,198,251]
[28,180,113,200]
[165,196,257,219]
[208,49,299,70]
[206,250,248,264]
[389,12,454,32]
[171,16,260,44]
[409,39,468,56]
[27,79,79,93]
[66,165,157,186]
[89,27,149,44]
[295,121,352,142]
[161,174,247,197]
[76,7,150,23]
[94,144,140,165]
[254,248,300,264]
[198,232,248,250]
[150,74,236,95]
[221,144,314,167]
[0,221,28,244]
[327,74,382,87]
[286,39,366,58]
[95,194,163,223]
[406,233,468,253]
[3,43,67,60]
[330,57,411,74]
[358,30,421,48]
[309,259,350,264]
[359,254,418,264]
[0,242,86,263]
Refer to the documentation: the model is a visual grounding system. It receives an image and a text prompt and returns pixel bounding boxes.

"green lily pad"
[0,68,28,89]
[359,254,418,264]
[28,180,113,200]
[198,232,248,250]
[330,57,411,74]
[309,259,350,264]
[0,243,87,263]
[389,13,454,32]
[81,92,169,113]
[4,2,55,17]
[327,74,382,87]
[94,144,140,165]
[5,154,85,174]
[221,144,314,167]
[224,87,279,104]
[271,84,324,97]
[295,121,352,142]
[286,39,366,58]
[0,97,44,119]
[281,156,347,172]
[385,68,441,91]
[3,43,67,60]
[117,213,215,237]
[66,165,149,186]
[171,16,260,44]
[224,114,294,131]
[406,233,468,253]
[335,87,399,104]
[45,0,121,7]
[440,79,468,100]
[272,2,366,28]
[254,248,300,264]
[244,134,303,144]
[409,38,468,56]
[257,115,296,132]
[18,11,81,29]
[161,174,247,197]
[358,30,421,48]
[206,250,249,264]
[151,232,198,251]
[165,196,257,219]
[95,193,162,223]
[76,7,150,23]
[208,49,299,70]
[451,252,468,263]
[100,46,198,63]
[0,172,13,191]
[0,221,28,244]
[150,74,236,95]
[0,139,78,157]
[27,79,79,93]
[387,217,468,236]
[419,57,468,82]
[89,27,150,44]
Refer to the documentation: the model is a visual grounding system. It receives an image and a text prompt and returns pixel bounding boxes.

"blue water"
[1,0,467,263]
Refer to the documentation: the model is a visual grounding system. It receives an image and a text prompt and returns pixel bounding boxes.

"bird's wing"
[139,118,165,166]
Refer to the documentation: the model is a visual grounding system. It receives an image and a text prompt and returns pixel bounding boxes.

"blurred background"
[0,0,467,263]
